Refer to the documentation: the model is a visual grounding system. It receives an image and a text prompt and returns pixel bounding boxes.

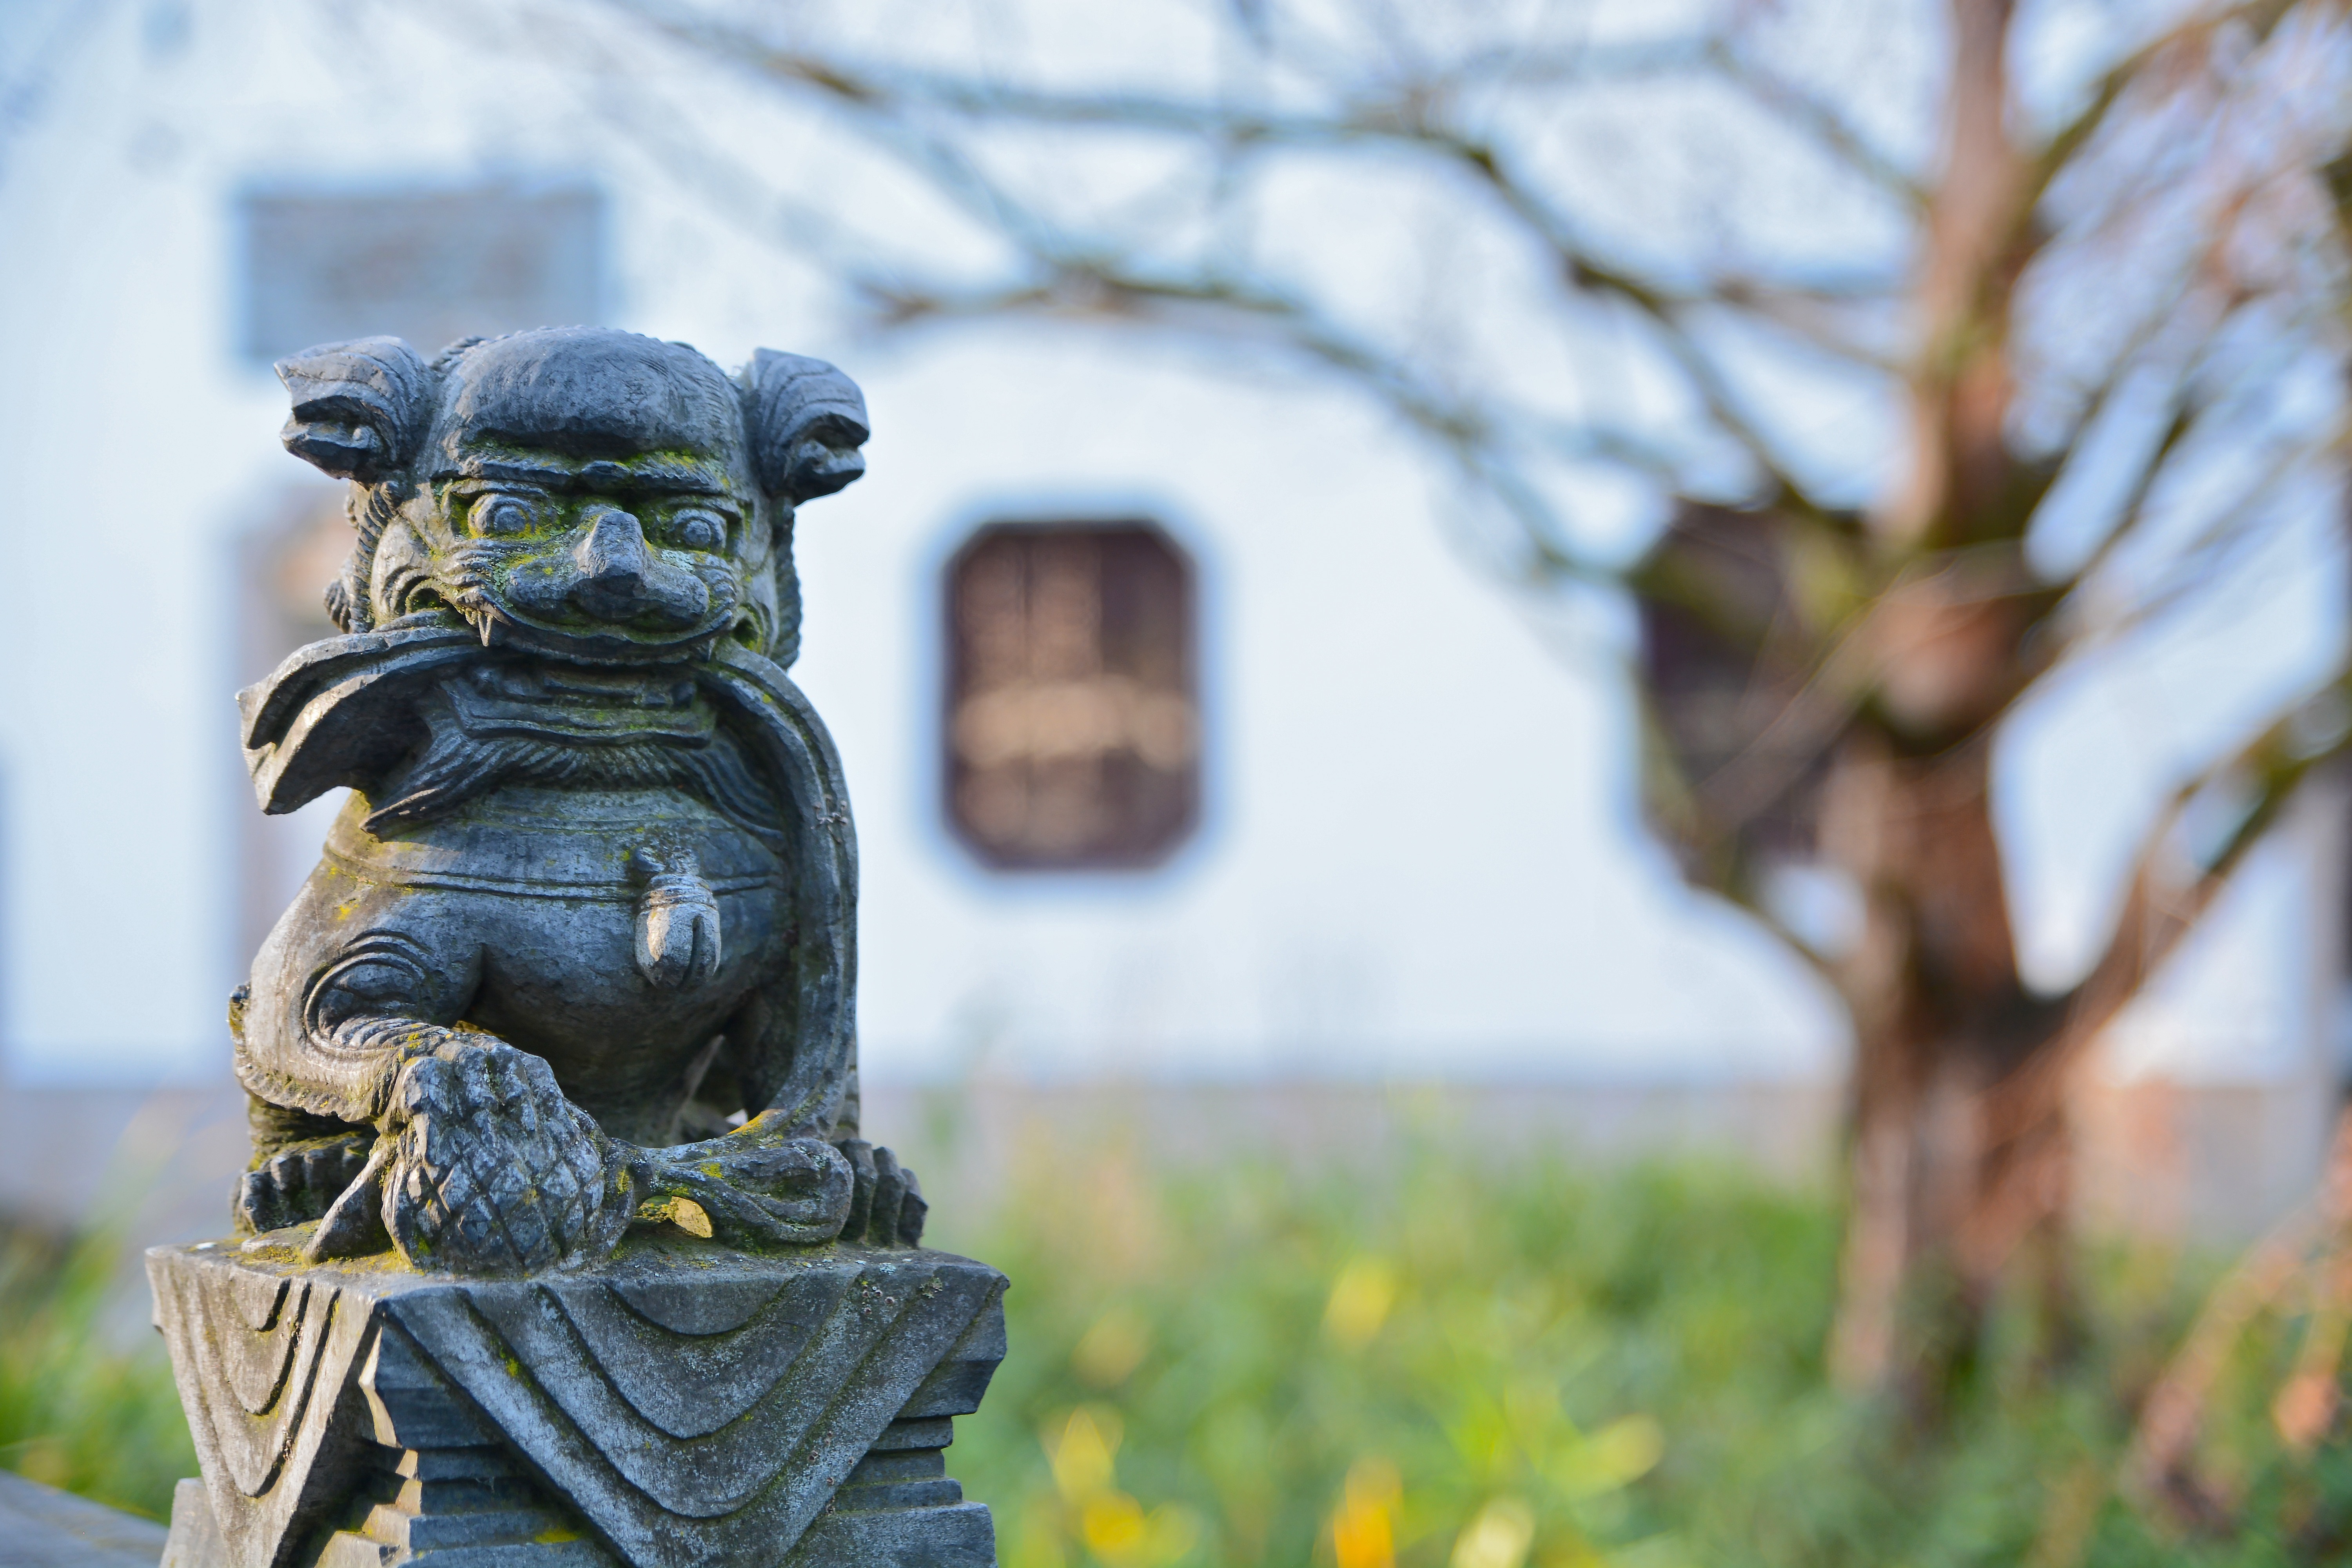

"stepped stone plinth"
[152,1234,1004,1568]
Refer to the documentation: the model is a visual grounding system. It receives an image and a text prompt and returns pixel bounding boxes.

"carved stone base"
[148,1234,1006,1568]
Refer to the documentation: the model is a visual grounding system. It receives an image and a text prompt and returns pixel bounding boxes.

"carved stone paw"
[637,1116,853,1247]
[234,1132,375,1234]
[834,1138,927,1248]
[378,1038,632,1274]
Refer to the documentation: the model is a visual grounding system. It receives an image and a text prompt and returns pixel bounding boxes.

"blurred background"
[8,0,2352,1564]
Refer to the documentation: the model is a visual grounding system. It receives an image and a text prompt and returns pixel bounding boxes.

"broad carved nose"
[575,509,648,587]
[570,509,650,617]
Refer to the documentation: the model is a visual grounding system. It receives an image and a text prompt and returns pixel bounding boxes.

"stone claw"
[833,1138,926,1248]
[306,1138,393,1261]
[233,1131,376,1235]
[633,1115,853,1247]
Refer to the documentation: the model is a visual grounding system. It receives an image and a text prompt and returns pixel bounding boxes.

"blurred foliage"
[13,1138,2352,1560]
[929,1138,2352,1568]
[0,1217,194,1520]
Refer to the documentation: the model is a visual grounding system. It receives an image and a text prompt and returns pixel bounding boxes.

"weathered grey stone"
[149,1238,1005,1568]
[0,1468,170,1568]
[150,327,1007,1567]
[162,1480,229,1568]
[225,327,910,1270]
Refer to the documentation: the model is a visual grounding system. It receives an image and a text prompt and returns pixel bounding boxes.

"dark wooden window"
[945,522,1200,869]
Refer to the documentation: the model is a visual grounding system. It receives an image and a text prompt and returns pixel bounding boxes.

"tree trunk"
[1825,0,2073,1403]
[1823,729,2074,1401]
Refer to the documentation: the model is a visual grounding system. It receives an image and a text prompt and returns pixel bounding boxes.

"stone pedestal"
[148,1234,1005,1568]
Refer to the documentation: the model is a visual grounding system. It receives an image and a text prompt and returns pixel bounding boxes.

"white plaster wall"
[797,333,1843,1080]
[0,0,2344,1274]
[0,0,1846,1085]
[22,0,2327,1094]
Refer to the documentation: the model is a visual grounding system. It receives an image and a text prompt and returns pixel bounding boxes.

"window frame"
[938,517,1204,873]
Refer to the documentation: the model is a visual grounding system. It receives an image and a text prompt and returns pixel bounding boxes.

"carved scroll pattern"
[151,1245,1007,1568]
[384,1254,1005,1565]
[146,1253,375,1568]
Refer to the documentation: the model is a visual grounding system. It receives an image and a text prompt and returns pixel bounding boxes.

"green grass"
[5,1138,2348,1563]
[926,1139,2352,1568]
[0,1218,195,1519]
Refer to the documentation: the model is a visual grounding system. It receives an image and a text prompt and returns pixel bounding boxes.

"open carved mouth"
[454,599,739,663]
[441,536,744,662]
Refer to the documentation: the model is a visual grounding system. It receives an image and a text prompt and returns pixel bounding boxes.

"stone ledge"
[0,1468,169,1568]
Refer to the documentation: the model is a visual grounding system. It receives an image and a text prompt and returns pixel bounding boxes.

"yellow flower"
[1330,1457,1402,1568]
[1450,1497,1535,1568]
[1325,1258,1399,1350]
[1080,1491,1204,1568]
[1083,1492,1150,1560]
[1048,1407,1124,1504]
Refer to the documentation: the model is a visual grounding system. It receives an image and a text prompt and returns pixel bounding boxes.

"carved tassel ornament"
[633,848,722,989]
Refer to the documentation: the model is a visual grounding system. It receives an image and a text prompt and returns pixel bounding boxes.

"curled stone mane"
[366,717,782,837]
[321,336,485,636]
[325,475,410,634]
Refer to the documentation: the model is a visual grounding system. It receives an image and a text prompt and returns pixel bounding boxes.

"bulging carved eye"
[470,494,541,538]
[671,509,726,552]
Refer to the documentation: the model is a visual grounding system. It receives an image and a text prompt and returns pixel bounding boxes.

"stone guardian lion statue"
[227,326,918,1276]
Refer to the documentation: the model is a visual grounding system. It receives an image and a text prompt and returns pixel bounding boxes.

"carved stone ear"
[743,350,870,505]
[274,337,431,483]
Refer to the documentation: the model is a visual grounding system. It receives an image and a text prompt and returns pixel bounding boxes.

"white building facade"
[0,2,2336,1247]
[0,1,1841,1094]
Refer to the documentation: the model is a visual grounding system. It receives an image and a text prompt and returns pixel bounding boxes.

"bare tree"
[490,0,2352,1400]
